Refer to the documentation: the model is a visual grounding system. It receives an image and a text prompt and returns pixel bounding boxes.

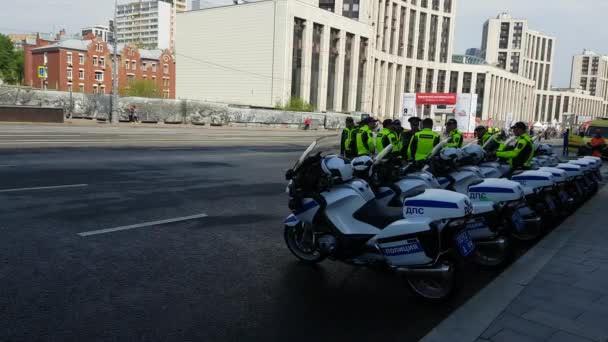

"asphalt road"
[0,124,558,342]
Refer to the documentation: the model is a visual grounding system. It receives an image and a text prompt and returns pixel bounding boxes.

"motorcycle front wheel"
[284,224,326,264]
[406,260,457,302]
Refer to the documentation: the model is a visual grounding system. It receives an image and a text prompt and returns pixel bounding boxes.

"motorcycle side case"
[538,167,568,183]
[374,217,436,267]
[568,160,592,172]
[323,181,380,235]
[556,163,583,179]
[403,189,472,220]
[511,171,554,190]
[581,156,602,170]
[468,178,525,203]
[479,166,504,178]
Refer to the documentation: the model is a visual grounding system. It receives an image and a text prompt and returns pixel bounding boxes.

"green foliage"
[276,97,314,112]
[119,79,161,98]
[0,34,22,84]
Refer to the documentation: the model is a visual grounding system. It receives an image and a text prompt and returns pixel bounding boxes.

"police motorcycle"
[351,145,515,267]
[419,142,543,243]
[283,137,477,301]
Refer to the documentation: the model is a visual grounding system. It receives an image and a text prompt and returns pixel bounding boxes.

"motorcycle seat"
[354,200,403,229]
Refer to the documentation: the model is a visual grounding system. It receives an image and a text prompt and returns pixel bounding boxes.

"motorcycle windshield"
[292,135,341,171]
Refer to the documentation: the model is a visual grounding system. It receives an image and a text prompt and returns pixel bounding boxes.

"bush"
[119,80,161,98]
[277,97,314,112]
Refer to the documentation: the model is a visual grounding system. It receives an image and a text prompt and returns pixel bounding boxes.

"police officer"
[340,117,357,158]
[401,117,422,159]
[409,118,441,161]
[496,121,535,171]
[393,119,404,153]
[444,118,463,148]
[355,117,377,156]
[474,125,493,146]
[376,119,398,155]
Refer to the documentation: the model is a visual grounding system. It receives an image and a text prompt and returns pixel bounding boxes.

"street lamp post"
[111,0,119,124]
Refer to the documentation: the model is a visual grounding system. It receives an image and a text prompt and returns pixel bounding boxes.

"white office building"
[176,1,600,125]
[481,13,555,91]
[116,0,172,50]
[570,50,608,102]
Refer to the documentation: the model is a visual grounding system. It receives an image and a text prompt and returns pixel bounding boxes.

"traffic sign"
[37,66,47,78]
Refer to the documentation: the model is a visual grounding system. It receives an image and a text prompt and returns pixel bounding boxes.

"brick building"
[23,37,175,98]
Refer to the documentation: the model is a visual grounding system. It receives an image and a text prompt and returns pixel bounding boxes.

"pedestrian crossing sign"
[37,66,46,78]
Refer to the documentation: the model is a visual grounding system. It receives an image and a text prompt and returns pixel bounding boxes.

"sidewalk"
[423,183,608,342]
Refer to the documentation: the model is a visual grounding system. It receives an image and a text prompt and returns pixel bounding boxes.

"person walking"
[340,117,357,159]
[590,129,606,158]
[409,118,441,161]
[562,128,570,157]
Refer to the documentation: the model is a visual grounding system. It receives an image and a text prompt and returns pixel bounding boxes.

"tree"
[0,34,18,84]
[119,79,161,98]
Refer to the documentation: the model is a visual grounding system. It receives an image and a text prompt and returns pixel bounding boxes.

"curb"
[421,184,607,342]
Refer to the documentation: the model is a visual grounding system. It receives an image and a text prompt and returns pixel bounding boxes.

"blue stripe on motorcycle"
[404,200,459,209]
[512,176,551,181]
[376,189,394,200]
[469,187,515,193]
[284,215,299,224]
[294,201,319,215]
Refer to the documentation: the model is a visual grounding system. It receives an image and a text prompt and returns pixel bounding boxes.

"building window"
[125,61,130,70]
[475,73,486,117]
[100,86,105,95]
[152,63,157,72]
[462,72,472,93]
[67,68,73,80]
[541,38,546,61]
[79,84,84,93]
[141,62,147,71]
[79,69,85,80]
[449,71,458,93]
[291,18,305,99]
[544,65,550,90]
[404,66,412,93]
[327,28,340,110]
[555,96,562,121]
[93,56,98,66]
[310,24,323,109]
[512,22,523,49]
[437,70,446,92]
[425,69,434,93]
[417,12,427,60]
[443,0,452,12]
[100,58,105,67]
[499,23,510,49]
[421,0,427,7]
[79,54,84,65]
[414,67,423,93]
[547,40,553,62]
[127,74,135,83]
[510,52,520,73]
[389,3,397,54]
[428,15,438,61]
[319,0,335,12]
[497,52,507,69]
[93,85,98,94]
[95,71,104,82]
[67,53,73,65]
[163,64,169,74]
[356,37,368,111]
[398,7,406,56]
[342,0,359,19]
[440,17,450,63]
[407,10,416,58]
[432,0,439,10]
[131,61,136,70]
[342,33,354,111]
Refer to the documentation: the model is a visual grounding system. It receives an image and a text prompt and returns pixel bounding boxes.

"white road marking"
[0,184,88,193]
[78,213,209,237]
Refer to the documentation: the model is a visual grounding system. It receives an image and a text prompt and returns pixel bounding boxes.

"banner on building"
[402,93,417,122]
[454,94,477,133]
[416,93,457,105]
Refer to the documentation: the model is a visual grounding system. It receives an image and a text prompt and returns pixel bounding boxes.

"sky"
[1,0,606,87]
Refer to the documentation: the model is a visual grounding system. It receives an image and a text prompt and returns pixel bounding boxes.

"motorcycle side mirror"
[285,169,295,180]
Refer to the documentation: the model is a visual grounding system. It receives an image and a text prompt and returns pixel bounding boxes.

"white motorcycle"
[283,137,476,301]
